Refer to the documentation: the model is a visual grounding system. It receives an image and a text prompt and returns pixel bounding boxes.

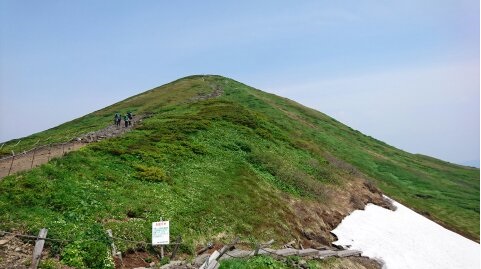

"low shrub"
[247,150,327,199]
[134,165,170,183]
[59,225,115,269]
[38,258,60,269]
[305,158,337,184]
[219,255,287,269]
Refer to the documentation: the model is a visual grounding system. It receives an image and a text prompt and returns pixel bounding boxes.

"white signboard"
[152,221,170,245]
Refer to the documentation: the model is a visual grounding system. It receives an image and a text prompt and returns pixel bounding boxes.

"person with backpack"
[127,111,133,126]
[124,114,129,127]
[114,112,121,126]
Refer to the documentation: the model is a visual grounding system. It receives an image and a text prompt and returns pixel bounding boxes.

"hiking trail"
[0,82,224,179]
[0,117,141,179]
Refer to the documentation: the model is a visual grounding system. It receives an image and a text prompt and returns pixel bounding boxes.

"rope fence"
[0,230,182,246]
[0,229,279,259]
[0,230,73,243]
[0,228,186,269]
[0,228,360,269]
[1,116,140,179]
[0,134,86,178]
[0,135,74,161]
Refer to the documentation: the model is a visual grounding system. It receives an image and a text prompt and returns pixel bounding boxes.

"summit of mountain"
[0,75,478,268]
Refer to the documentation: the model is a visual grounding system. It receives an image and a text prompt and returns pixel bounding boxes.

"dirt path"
[0,142,85,178]
[0,117,141,179]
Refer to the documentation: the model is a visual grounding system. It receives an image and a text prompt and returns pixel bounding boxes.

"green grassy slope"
[0,75,478,268]
[228,80,479,240]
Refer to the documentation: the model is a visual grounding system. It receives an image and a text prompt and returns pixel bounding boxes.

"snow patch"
[332,197,480,269]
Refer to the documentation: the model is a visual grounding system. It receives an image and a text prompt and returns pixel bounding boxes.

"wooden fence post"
[47,144,52,162]
[31,228,48,269]
[106,230,117,257]
[30,148,37,169]
[106,229,123,266]
[216,237,239,261]
[254,243,261,256]
[170,236,182,260]
[7,151,15,176]
[254,239,274,256]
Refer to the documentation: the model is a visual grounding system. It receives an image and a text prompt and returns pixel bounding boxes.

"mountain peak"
[0,76,478,268]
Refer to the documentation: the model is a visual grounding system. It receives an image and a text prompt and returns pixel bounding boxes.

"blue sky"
[0,1,479,166]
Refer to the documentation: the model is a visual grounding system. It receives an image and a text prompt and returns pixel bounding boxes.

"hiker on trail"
[124,115,129,127]
[127,111,133,126]
[114,113,121,126]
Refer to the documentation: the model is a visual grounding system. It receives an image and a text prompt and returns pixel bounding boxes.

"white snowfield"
[332,197,480,269]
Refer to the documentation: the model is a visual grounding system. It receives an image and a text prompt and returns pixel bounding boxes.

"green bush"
[235,141,251,152]
[219,256,287,269]
[61,242,85,268]
[305,158,337,184]
[199,100,260,129]
[61,241,114,269]
[143,257,153,263]
[247,150,327,199]
[38,258,60,269]
[135,165,170,183]
[160,257,170,266]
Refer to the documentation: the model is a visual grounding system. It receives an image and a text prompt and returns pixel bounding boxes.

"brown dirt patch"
[118,250,158,269]
[0,234,33,269]
[282,176,393,249]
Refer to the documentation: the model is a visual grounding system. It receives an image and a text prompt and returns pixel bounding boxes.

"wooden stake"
[170,236,182,260]
[264,239,275,245]
[106,229,122,266]
[7,151,15,176]
[47,144,52,162]
[31,228,48,269]
[254,244,261,256]
[254,239,274,256]
[216,237,239,261]
[30,148,37,169]
[106,230,117,257]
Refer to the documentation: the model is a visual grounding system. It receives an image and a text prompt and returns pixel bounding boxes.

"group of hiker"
[114,111,133,127]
